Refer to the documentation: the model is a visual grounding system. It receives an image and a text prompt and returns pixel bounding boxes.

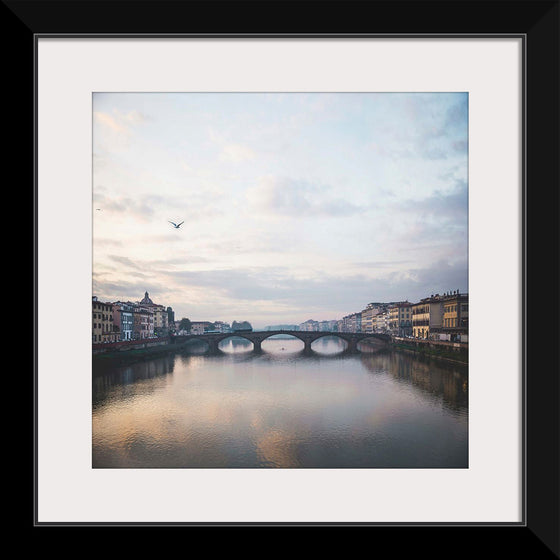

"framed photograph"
[16,0,557,550]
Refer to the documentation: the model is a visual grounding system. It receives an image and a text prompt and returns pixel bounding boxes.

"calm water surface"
[92,336,468,468]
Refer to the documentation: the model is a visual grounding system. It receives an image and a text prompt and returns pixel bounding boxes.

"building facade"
[435,292,469,341]
[374,311,389,333]
[319,320,338,332]
[349,312,362,332]
[412,295,444,339]
[388,302,413,337]
[361,304,379,333]
[92,296,118,343]
[151,305,168,337]
[190,321,213,335]
[135,291,168,337]
[133,306,154,339]
[299,319,320,332]
[213,321,231,333]
[112,301,134,341]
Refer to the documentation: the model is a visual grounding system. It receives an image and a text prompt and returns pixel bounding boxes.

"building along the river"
[133,306,154,339]
[375,310,390,333]
[412,295,444,340]
[361,304,381,333]
[137,291,169,337]
[388,301,413,337]
[112,301,134,341]
[92,296,119,343]
[433,291,469,342]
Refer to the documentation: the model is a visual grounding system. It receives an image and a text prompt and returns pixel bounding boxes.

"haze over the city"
[93,92,468,328]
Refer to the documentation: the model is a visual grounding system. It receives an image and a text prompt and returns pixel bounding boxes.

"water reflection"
[360,351,468,412]
[311,335,347,354]
[92,338,468,468]
[218,336,254,353]
[93,354,176,408]
[262,335,304,354]
[358,337,388,353]
[181,339,209,354]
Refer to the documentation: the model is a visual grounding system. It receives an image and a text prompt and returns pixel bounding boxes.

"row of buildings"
[92,291,176,343]
[93,289,468,344]
[185,321,232,335]
[296,291,468,342]
[92,291,240,343]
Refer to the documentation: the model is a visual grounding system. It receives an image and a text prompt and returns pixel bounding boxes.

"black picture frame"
[11,0,557,554]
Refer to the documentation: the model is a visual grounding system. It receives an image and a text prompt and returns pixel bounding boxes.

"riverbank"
[92,342,180,371]
[390,340,468,365]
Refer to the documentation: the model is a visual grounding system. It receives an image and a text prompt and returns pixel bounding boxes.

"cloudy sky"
[93,92,468,328]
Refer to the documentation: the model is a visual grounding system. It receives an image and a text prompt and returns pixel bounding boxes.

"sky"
[93,92,468,329]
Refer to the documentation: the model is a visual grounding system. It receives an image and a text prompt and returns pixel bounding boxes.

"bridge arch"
[259,333,306,353]
[216,334,256,353]
[308,334,349,354]
[260,332,306,344]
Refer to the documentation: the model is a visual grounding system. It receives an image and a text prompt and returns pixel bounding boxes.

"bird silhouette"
[168,220,184,229]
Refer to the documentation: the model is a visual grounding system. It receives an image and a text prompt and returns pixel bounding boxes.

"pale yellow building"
[361,304,381,333]
[151,305,169,336]
[92,296,118,343]
[412,296,444,339]
[441,292,469,341]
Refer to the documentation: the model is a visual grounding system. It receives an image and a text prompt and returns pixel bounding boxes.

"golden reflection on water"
[254,427,301,468]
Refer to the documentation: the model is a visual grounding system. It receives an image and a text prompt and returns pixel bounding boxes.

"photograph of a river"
[92,336,468,468]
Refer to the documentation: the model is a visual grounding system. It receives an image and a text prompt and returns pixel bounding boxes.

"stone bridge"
[171,330,391,353]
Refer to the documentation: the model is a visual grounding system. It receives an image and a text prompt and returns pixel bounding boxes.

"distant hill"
[264,325,299,331]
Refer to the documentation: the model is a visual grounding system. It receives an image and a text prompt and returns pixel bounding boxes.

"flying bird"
[168,220,184,229]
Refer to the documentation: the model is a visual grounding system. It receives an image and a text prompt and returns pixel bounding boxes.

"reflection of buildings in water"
[360,351,468,410]
[92,354,177,407]
[357,338,386,353]
[359,350,394,373]
[137,355,176,378]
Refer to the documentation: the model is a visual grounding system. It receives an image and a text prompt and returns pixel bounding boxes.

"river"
[92,336,468,468]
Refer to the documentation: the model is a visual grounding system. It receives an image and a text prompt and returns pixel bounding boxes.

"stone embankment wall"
[92,338,183,370]
[391,336,468,363]
[92,338,170,355]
